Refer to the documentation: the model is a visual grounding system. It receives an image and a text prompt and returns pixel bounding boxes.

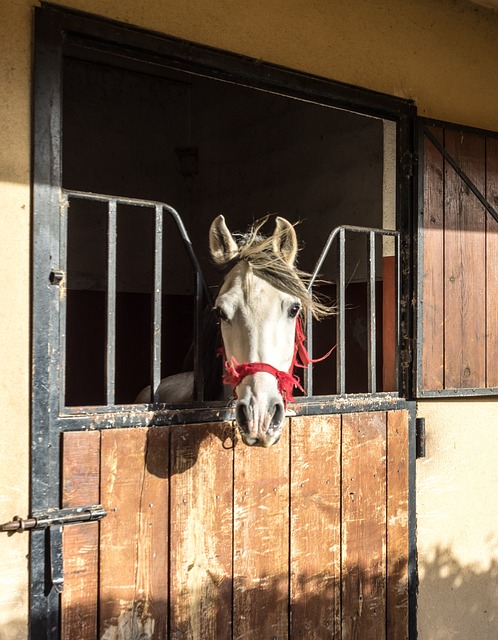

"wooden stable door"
[61,412,409,640]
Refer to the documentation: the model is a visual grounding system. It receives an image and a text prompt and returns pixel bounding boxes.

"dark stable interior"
[62,55,392,406]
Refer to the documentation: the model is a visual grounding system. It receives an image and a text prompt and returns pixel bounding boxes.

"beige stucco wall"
[1,0,497,638]
[417,399,498,639]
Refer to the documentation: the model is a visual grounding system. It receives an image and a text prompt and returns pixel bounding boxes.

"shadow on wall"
[0,547,497,639]
[418,546,498,640]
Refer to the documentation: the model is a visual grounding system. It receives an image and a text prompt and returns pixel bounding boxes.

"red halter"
[222,318,334,406]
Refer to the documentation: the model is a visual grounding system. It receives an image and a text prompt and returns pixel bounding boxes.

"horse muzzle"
[235,393,285,447]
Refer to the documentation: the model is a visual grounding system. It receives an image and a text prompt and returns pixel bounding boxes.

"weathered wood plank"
[386,410,409,640]
[342,412,387,640]
[422,127,445,391]
[169,423,234,640]
[486,137,498,387]
[99,427,169,640]
[61,431,100,640]
[444,129,486,389]
[290,415,341,639]
[233,423,290,640]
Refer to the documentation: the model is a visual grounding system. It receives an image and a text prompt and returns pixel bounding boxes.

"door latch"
[1,505,106,533]
[1,505,106,593]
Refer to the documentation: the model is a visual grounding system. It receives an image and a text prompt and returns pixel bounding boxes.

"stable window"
[58,43,409,410]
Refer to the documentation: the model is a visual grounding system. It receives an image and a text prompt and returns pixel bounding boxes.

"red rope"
[222,318,335,406]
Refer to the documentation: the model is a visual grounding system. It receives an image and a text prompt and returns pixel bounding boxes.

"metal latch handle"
[1,505,106,594]
[1,505,106,533]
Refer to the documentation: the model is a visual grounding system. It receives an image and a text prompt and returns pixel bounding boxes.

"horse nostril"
[271,402,284,427]
[236,402,250,427]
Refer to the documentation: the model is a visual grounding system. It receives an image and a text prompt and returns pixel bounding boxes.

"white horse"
[137,215,330,447]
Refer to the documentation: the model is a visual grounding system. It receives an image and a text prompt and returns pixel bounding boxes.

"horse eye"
[214,306,229,322]
[289,303,301,319]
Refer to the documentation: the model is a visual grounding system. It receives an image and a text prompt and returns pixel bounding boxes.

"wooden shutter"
[417,122,498,396]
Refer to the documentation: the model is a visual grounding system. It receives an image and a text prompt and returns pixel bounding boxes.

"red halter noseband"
[222,318,334,407]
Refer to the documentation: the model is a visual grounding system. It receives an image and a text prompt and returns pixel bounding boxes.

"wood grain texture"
[486,137,498,387]
[444,129,486,389]
[99,427,169,640]
[386,411,409,640]
[169,423,234,640]
[61,430,100,640]
[233,422,290,640]
[60,412,410,640]
[342,412,387,640]
[290,415,341,639]
[422,127,445,391]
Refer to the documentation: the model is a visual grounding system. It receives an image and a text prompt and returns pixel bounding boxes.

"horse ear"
[272,217,298,266]
[209,215,239,264]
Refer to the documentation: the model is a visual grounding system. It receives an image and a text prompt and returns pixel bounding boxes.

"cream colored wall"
[0,2,32,639]
[1,0,497,638]
[416,399,498,639]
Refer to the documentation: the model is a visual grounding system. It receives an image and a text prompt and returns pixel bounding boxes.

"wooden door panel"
[61,431,100,640]
[342,412,387,639]
[420,124,498,394]
[233,422,290,640]
[99,428,169,640]
[421,127,445,391]
[61,411,410,639]
[169,424,233,640]
[486,137,498,387]
[387,410,409,640]
[290,414,341,639]
[444,129,486,389]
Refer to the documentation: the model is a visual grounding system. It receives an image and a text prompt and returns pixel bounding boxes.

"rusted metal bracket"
[1,505,106,593]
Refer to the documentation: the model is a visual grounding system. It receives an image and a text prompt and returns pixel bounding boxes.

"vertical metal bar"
[305,307,313,396]
[337,228,346,394]
[32,9,65,638]
[59,194,69,411]
[49,524,64,594]
[106,199,117,406]
[367,230,377,393]
[396,233,402,392]
[193,271,204,402]
[152,204,163,404]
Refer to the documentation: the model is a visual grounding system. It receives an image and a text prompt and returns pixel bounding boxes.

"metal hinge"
[416,417,426,459]
[1,505,106,593]
[401,151,417,178]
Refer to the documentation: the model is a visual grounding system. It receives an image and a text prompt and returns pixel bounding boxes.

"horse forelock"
[217,223,332,320]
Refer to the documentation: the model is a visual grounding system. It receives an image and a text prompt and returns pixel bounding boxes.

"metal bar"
[425,128,498,224]
[309,224,398,288]
[152,205,163,404]
[63,190,213,306]
[106,199,117,405]
[310,224,401,396]
[193,271,204,401]
[32,10,65,638]
[1,505,107,533]
[58,194,69,411]
[49,524,64,593]
[396,233,402,392]
[304,308,313,396]
[337,228,346,395]
[367,231,377,393]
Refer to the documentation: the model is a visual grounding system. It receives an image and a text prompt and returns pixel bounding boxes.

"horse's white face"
[210,215,300,447]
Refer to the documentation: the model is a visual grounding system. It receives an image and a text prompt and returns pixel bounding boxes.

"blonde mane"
[219,217,333,320]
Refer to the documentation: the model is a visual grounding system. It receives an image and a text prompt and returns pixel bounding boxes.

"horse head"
[210,215,327,447]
